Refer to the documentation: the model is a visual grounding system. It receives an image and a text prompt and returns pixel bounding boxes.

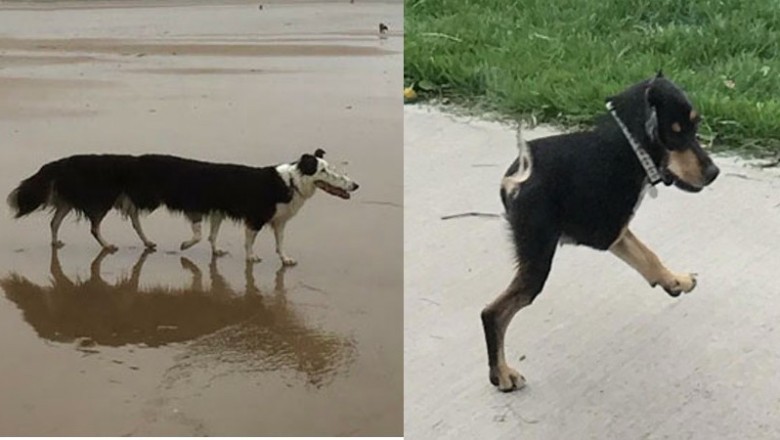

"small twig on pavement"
[758,157,780,168]
[441,212,501,220]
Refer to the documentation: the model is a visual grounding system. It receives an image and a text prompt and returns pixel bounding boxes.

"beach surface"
[0,1,402,436]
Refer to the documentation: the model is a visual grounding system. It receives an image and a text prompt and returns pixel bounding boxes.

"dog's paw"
[51,240,65,249]
[281,257,298,267]
[489,365,526,392]
[660,272,697,297]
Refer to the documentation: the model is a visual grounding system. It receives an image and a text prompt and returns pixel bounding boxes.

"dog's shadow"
[0,248,356,386]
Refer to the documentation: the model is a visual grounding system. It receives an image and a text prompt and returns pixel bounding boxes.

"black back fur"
[8,154,293,230]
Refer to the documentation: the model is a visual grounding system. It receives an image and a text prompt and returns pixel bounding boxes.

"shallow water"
[0,1,402,436]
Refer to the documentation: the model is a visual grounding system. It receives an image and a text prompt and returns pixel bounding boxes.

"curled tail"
[8,163,57,218]
[501,126,533,198]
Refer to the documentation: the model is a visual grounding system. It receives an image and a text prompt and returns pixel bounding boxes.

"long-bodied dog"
[7,149,359,264]
[482,73,720,392]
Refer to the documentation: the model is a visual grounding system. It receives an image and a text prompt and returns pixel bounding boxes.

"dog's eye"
[671,122,682,133]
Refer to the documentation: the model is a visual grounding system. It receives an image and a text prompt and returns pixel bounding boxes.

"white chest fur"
[272,194,306,223]
[272,164,313,224]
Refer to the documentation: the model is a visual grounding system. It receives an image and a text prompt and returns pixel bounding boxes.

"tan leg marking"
[484,268,533,391]
[609,228,696,296]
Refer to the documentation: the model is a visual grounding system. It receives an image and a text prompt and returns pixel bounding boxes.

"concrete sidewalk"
[404,105,780,440]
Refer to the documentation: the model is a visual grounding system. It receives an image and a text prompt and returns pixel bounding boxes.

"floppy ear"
[314,148,326,158]
[298,154,318,175]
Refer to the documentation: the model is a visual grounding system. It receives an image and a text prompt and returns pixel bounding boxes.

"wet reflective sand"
[0,0,402,436]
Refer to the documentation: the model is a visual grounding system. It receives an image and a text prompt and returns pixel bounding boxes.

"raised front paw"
[658,272,697,297]
[489,364,526,392]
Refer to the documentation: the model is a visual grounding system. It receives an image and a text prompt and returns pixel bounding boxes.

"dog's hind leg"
[180,213,203,251]
[208,213,228,257]
[88,211,118,252]
[129,208,156,250]
[244,225,261,263]
[271,220,296,266]
[50,204,72,248]
[481,232,557,392]
[609,227,696,297]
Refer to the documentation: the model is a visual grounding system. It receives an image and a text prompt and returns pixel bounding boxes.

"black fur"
[8,154,293,231]
[501,74,718,252]
[481,75,720,391]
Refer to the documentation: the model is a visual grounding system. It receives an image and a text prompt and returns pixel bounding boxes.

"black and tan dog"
[482,72,720,392]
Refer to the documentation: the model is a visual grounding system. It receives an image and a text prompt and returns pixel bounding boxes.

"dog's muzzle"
[315,181,359,199]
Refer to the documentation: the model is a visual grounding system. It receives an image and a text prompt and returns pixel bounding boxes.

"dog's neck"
[605,101,673,189]
[277,164,316,200]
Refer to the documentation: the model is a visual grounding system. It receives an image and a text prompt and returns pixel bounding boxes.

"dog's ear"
[314,148,326,158]
[644,86,659,141]
[645,80,661,108]
[297,154,318,175]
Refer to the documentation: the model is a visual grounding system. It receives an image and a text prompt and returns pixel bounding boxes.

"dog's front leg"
[271,221,296,266]
[609,228,696,297]
[244,225,261,263]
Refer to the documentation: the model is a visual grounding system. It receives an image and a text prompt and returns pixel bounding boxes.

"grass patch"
[405,0,780,155]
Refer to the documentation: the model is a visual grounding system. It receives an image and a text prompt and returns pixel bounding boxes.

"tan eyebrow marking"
[671,122,681,132]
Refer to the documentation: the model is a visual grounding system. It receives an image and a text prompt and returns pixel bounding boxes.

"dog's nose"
[352,182,360,191]
[703,162,719,185]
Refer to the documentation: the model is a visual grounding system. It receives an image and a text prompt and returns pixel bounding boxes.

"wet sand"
[0,1,402,436]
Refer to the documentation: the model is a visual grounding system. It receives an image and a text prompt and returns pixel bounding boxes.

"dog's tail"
[501,126,533,196]
[8,163,58,218]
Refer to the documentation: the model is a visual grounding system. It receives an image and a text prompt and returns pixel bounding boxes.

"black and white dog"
[7,149,359,264]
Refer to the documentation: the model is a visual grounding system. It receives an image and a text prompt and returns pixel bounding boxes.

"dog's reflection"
[0,248,355,385]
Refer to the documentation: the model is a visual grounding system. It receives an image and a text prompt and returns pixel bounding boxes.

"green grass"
[405,0,780,154]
